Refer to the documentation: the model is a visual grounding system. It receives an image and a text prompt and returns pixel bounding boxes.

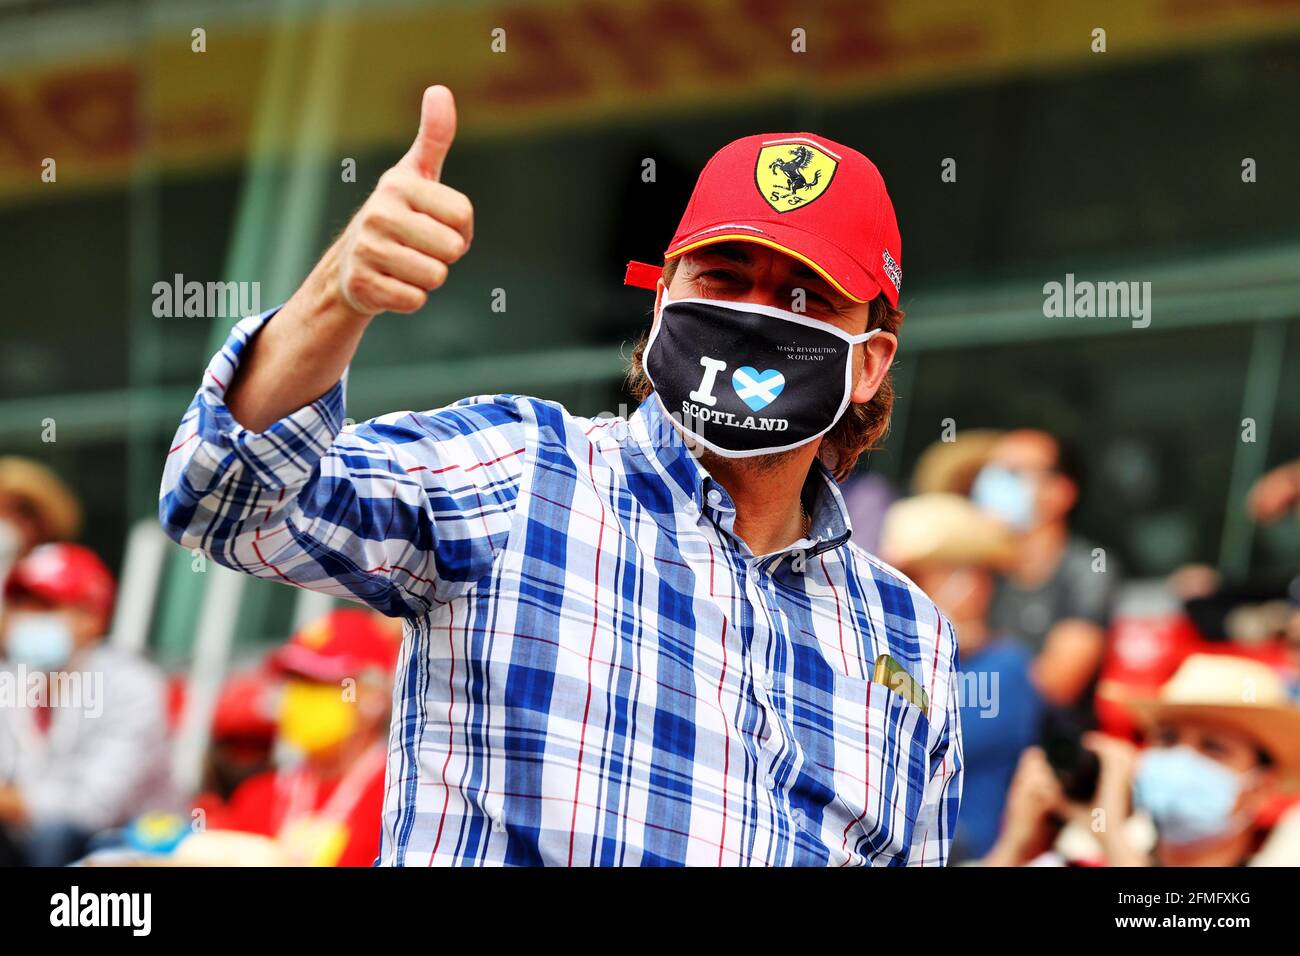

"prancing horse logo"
[755,142,837,212]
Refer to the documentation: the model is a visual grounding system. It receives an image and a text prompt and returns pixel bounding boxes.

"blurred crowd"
[2,431,1300,867]
[855,430,1300,866]
[0,456,401,866]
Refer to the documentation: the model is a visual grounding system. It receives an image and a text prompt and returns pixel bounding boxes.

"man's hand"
[980,746,1063,866]
[1248,460,1300,525]
[226,85,472,432]
[335,85,473,317]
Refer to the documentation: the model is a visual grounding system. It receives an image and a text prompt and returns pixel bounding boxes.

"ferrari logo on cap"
[756,141,837,212]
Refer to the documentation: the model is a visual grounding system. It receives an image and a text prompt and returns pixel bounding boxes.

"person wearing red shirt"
[200,609,399,867]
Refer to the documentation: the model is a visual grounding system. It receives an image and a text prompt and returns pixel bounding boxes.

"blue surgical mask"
[5,612,75,670]
[971,465,1035,531]
[1132,746,1246,846]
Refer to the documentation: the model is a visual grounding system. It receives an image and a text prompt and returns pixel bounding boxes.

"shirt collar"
[627,394,854,557]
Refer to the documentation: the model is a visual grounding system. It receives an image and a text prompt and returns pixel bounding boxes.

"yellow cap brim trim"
[664,233,873,304]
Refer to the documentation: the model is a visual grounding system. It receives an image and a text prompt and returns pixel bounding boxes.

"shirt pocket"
[820,670,931,865]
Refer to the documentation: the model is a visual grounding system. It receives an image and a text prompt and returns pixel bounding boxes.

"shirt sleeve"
[906,615,964,866]
[158,308,530,616]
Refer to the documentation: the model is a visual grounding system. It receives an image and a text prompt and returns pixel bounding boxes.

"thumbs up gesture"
[336,86,473,317]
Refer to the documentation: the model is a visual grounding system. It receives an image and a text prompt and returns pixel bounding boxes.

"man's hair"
[623,257,904,481]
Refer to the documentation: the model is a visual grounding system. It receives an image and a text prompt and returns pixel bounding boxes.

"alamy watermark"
[152,274,261,319]
[0,666,103,718]
[1043,273,1151,329]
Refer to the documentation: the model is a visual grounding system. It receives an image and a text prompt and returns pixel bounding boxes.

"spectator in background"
[0,457,81,620]
[197,609,399,867]
[201,669,280,801]
[1099,654,1300,866]
[986,654,1300,867]
[971,430,1117,723]
[911,429,1004,497]
[882,493,1044,862]
[0,544,170,866]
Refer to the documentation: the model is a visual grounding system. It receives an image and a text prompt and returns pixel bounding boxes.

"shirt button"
[492,817,505,833]
[764,774,776,791]
[707,488,722,506]
[762,674,774,691]
[791,808,804,829]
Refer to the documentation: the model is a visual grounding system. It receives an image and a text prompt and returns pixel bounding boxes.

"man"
[881,494,1043,862]
[197,609,398,867]
[160,86,962,866]
[971,430,1116,716]
[0,544,170,865]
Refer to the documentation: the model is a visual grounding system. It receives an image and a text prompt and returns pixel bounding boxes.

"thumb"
[400,85,456,181]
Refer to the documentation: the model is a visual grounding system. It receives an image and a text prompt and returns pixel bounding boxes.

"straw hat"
[911,429,1004,496]
[1101,654,1300,784]
[0,456,81,542]
[880,493,1018,571]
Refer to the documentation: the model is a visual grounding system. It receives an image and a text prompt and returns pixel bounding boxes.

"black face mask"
[644,293,880,457]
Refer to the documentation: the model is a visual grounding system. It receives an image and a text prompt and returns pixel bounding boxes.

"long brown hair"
[623,259,904,481]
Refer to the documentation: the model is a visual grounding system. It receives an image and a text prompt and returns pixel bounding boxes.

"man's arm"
[227,85,471,432]
[1031,619,1106,707]
[1032,547,1117,706]
[160,86,524,616]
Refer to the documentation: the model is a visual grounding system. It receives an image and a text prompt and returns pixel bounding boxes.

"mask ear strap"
[846,328,884,345]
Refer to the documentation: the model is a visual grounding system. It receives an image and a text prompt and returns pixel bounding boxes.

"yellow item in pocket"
[871,653,929,714]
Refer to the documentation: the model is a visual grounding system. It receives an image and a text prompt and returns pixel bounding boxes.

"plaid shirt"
[161,309,963,867]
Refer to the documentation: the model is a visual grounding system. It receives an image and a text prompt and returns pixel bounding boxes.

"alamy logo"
[152,273,261,319]
[50,886,151,936]
[1043,273,1151,329]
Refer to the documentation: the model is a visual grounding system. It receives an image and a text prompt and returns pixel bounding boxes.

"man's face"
[909,562,994,629]
[1149,718,1276,821]
[1151,719,1268,776]
[983,430,1076,528]
[1,593,103,658]
[656,242,895,410]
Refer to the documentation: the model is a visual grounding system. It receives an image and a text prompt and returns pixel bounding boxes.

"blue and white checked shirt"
[161,309,963,866]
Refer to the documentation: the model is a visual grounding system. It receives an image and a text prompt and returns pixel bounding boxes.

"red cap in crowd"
[626,132,903,307]
[4,542,115,617]
[211,669,280,741]
[268,609,401,683]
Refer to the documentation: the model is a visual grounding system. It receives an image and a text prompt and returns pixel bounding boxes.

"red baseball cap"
[4,543,115,617]
[626,132,903,307]
[269,608,401,683]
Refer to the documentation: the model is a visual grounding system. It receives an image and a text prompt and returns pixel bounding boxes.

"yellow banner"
[2,0,1298,201]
